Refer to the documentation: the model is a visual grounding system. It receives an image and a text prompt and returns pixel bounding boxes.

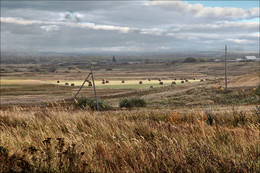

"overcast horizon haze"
[1,0,259,54]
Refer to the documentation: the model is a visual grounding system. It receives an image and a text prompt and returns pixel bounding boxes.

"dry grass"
[0,106,259,172]
[0,79,46,85]
[228,73,260,87]
[50,79,199,89]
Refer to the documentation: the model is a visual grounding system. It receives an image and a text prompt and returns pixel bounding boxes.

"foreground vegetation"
[0,106,259,172]
[1,58,259,172]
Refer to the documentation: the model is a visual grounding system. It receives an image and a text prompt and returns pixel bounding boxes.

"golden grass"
[1,79,200,90]
[0,79,46,85]
[49,79,200,89]
[0,106,259,172]
[51,79,199,85]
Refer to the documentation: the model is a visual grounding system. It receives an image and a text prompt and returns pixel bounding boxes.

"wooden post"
[225,45,227,91]
[91,69,99,111]
[66,73,91,110]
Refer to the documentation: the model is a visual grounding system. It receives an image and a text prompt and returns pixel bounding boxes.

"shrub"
[119,97,147,108]
[68,66,76,70]
[119,99,133,108]
[75,97,113,111]
[198,58,206,62]
[29,67,41,72]
[184,57,197,63]
[254,84,260,97]
[48,65,58,72]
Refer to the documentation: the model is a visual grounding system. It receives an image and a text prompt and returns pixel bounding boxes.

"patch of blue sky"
[230,18,259,23]
[184,1,259,9]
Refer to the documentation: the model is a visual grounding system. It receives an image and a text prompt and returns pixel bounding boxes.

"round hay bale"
[65,83,69,86]
[172,82,176,85]
[181,81,184,83]
[122,80,125,83]
[57,80,60,83]
[200,79,204,82]
[139,81,142,84]
[102,81,105,84]
[106,80,109,83]
[71,83,74,86]
[159,81,163,85]
[88,82,92,86]
[150,86,153,89]
[185,79,188,82]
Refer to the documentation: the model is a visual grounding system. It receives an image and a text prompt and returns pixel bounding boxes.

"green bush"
[184,57,197,63]
[75,97,113,111]
[119,97,147,108]
[255,84,260,97]
[119,99,133,108]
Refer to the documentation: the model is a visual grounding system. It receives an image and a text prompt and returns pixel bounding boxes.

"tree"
[184,57,197,63]
[112,56,116,63]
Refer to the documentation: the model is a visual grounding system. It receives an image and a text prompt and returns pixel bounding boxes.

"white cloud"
[247,7,260,18]
[147,0,260,21]
[169,22,259,33]
[40,25,59,32]
[0,17,42,25]
[72,22,139,33]
[0,17,140,34]
[1,1,259,53]
[59,12,83,23]
[1,16,258,42]
[226,39,256,44]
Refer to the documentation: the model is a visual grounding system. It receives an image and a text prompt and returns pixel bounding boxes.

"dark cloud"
[1,1,259,53]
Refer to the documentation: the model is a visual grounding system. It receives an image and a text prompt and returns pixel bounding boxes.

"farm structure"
[236,56,259,62]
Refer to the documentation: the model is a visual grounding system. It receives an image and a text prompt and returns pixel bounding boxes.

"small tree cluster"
[119,97,147,108]
[75,97,113,111]
[184,57,197,63]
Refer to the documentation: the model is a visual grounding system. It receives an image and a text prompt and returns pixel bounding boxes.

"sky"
[1,0,259,54]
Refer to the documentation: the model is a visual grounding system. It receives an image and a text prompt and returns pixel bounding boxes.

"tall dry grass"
[0,106,259,172]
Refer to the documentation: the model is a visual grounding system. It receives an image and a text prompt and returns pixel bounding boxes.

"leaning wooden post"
[91,69,99,111]
[66,73,91,110]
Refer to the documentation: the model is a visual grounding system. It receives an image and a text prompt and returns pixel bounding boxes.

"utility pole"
[91,68,99,111]
[66,66,99,111]
[224,45,227,90]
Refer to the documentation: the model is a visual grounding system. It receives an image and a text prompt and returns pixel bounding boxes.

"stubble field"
[0,61,259,172]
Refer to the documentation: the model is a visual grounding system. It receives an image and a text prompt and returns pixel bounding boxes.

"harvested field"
[228,73,259,87]
[50,79,200,89]
[0,79,46,86]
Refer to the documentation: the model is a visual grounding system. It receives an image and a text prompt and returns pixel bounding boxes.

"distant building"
[127,61,141,64]
[235,58,242,62]
[241,56,258,62]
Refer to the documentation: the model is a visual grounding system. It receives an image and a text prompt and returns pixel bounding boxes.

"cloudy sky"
[1,0,259,54]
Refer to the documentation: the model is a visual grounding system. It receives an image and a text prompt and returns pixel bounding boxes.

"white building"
[241,56,258,61]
